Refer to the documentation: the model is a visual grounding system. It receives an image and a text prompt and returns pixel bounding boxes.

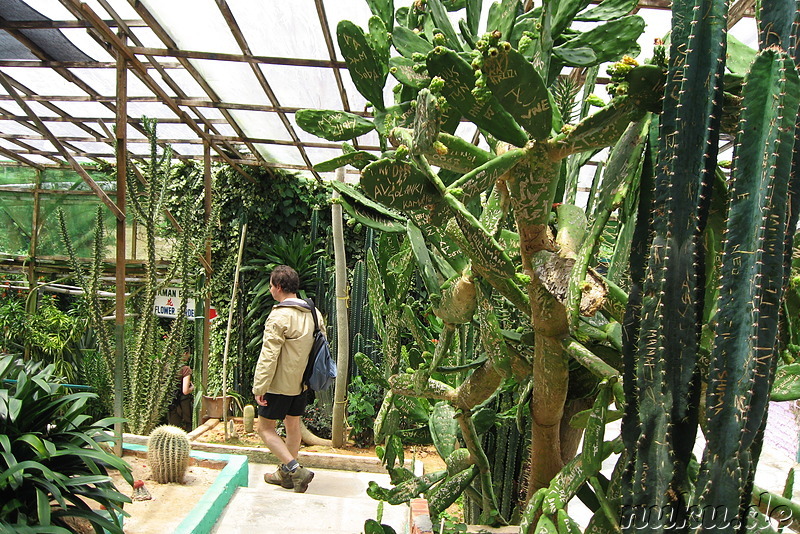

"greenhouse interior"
[3,0,800,533]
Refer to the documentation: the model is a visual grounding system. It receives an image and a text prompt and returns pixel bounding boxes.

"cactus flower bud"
[585,94,606,107]
[429,76,445,92]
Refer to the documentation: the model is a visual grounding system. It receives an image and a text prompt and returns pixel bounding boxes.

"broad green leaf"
[481,48,551,140]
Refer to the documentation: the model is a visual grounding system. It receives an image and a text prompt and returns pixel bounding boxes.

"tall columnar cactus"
[616,1,800,533]
[147,425,191,484]
[619,0,728,523]
[59,119,208,435]
[694,46,800,532]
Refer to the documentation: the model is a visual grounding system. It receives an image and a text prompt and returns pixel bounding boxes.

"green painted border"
[123,443,249,534]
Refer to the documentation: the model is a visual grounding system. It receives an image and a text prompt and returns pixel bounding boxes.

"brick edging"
[410,498,434,534]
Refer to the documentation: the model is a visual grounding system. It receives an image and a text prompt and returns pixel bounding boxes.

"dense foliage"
[0,354,132,533]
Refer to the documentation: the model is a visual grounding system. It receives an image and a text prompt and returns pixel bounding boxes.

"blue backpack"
[278,299,336,391]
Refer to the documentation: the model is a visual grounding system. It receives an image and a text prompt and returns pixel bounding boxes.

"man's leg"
[257,416,294,465]
[283,415,302,459]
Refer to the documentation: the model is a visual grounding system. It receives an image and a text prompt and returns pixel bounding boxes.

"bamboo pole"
[331,167,350,447]
[222,222,247,440]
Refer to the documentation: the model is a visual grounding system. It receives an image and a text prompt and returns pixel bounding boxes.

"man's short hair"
[270,265,300,294]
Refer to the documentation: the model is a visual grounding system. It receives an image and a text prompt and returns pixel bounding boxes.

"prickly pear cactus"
[147,425,191,484]
[297,0,658,526]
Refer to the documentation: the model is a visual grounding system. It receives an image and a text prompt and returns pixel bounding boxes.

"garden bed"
[107,442,248,534]
[109,453,218,534]
[193,417,447,473]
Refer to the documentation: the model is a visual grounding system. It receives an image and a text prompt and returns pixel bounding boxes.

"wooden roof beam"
[0,93,373,117]
[0,70,123,220]
[0,131,380,151]
[0,19,146,29]
[0,59,183,68]
[68,0,256,182]
[0,112,231,125]
[728,0,756,29]
[214,0,320,180]
[0,144,44,170]
[127,46,347,68]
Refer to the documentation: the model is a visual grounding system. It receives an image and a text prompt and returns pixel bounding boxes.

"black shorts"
[257,391,307,420]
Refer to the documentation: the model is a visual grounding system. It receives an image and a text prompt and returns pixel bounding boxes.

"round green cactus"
[147,425,191,484]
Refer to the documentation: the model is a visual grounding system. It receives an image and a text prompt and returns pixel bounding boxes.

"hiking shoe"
[290,466,314,493]
[264,468,293,489]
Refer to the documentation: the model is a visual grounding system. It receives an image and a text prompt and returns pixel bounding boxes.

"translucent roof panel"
[228,109,293,142]
[231,0,331,61]
[139,0,242,55]
[188,59,265,105]
[259,64,345,110]
[0,0,762,180]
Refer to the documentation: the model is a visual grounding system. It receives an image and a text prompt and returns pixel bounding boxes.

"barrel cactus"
[147,425,191,484]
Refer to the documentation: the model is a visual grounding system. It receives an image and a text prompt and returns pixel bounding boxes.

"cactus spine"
[147,425,191,484]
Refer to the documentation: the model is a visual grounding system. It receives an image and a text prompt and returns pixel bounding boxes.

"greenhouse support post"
[222,222,247,441]
[202,134,212,394]
[113,45,127,456]
[331,167,350,447]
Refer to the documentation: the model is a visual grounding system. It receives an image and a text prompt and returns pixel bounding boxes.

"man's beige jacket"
[252,298,324,397]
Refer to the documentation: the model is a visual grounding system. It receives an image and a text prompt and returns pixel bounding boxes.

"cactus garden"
[4,0,800,533]
[293,0,800,531]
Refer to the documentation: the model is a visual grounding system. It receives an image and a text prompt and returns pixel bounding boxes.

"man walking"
[252,265,321,492]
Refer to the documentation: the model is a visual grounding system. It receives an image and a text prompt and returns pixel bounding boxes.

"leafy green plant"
[242,232,325,349]
[0,289,94,387]
[0,354,132,532]
[0,298,25,355]
[302,400,333,440]
[347,375,384,447]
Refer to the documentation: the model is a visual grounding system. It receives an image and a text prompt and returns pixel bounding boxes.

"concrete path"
[211,462,410,534]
